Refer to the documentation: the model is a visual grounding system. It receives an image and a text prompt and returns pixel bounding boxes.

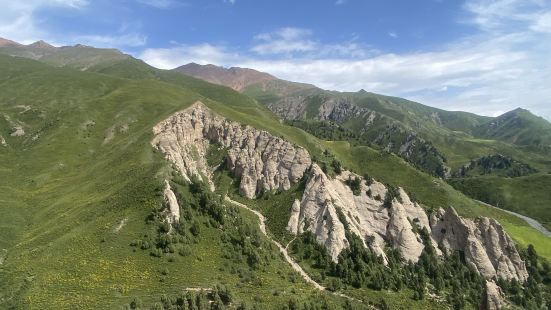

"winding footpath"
[223,196,359,302]
[475,199,551,238]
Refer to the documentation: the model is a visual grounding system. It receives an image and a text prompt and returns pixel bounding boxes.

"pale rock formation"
[151,101,528,285]
[287,164,433,263]
[287,199,302,234]
[1,135,6,147]
[163,180,180,224]
[151,102,311,198]
[288,164,527,283]
[431,208,528,281]
[10,125,24,137]
[480,280,506,310]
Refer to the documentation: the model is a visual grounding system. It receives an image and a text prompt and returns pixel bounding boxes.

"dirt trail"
[224,196,359,302]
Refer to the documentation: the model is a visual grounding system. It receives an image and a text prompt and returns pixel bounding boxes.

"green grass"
[449,174,551,231]
[0,55,363,309]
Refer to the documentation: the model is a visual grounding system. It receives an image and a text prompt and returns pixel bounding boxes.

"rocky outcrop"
[431,208,528,281]
[152,102,527,283]
[288,164,528,282]
[163,180,180,224]
[480,280,506,310]
[151,102,311,198]
[287,164,435,263]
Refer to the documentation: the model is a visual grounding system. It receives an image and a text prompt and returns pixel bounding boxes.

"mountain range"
[1,38,550,309]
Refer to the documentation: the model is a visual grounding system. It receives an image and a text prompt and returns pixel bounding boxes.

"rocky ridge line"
[151,102,528,283]
[151,101,312,198]
[288,164,528,282]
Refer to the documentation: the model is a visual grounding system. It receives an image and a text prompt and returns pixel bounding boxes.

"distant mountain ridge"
[474,108,551,147]
[173,62,277,91]
[0,37,130,69]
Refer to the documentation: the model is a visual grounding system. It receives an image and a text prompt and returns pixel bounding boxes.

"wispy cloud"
[250,27,374,58]
[71,33,147,47]
[0,0,148,49]
[464,0,551,33]
[388,32,398,38]
[0,0,89,43]
[251,27,317,55]
[137,0,187,9]
[140,43,239,69]
[335,0,346,5]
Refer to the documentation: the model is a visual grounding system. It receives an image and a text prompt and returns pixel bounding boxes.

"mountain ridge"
[173,62,277,91]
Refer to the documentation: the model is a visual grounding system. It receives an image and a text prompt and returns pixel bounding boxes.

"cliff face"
[431,208,528,281]
[288,164,528,281]
[151,102,311,198]
[287,164,435,264]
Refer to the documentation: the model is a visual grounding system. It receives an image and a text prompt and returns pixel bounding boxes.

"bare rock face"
[431,208,528,281]
[163,180,180,224]
[480,280,506,310]
[288,164,527,283]
[287,164,433,263]
[151,101,311,198]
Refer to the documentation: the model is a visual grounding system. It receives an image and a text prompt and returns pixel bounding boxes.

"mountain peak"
[28,40,57,50]
[497,107,534,120]
[174,63,276,91]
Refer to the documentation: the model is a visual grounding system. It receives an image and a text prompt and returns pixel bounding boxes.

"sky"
[1,0,550,120]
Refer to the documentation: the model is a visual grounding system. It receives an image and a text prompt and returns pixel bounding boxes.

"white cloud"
[388,32,398,38]
[137,0,173,8]
[335,0,346,5]
[223,0,236,4]
[0,0,146,48]
[251,27,317,55]
[464,0,551,33]
[531,10,551,33]
[0,0,88,43]
[137,0,187,9]
[140,43,239,69]
[250,27,373,58]
[71,33,147,47]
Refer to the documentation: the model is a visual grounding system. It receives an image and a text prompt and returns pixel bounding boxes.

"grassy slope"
[1,53,550,309]
[0,55,360,309]
[449,174,551,231]
[243,80,551,236]
[80,56,551,259]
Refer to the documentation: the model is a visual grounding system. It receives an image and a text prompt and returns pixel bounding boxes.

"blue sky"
[1,0,550,120]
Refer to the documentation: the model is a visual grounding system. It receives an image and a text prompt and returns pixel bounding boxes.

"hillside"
[0,37,130,69]
[1,40,551,309]
[474,108,551,147]
[173,63,551,232]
